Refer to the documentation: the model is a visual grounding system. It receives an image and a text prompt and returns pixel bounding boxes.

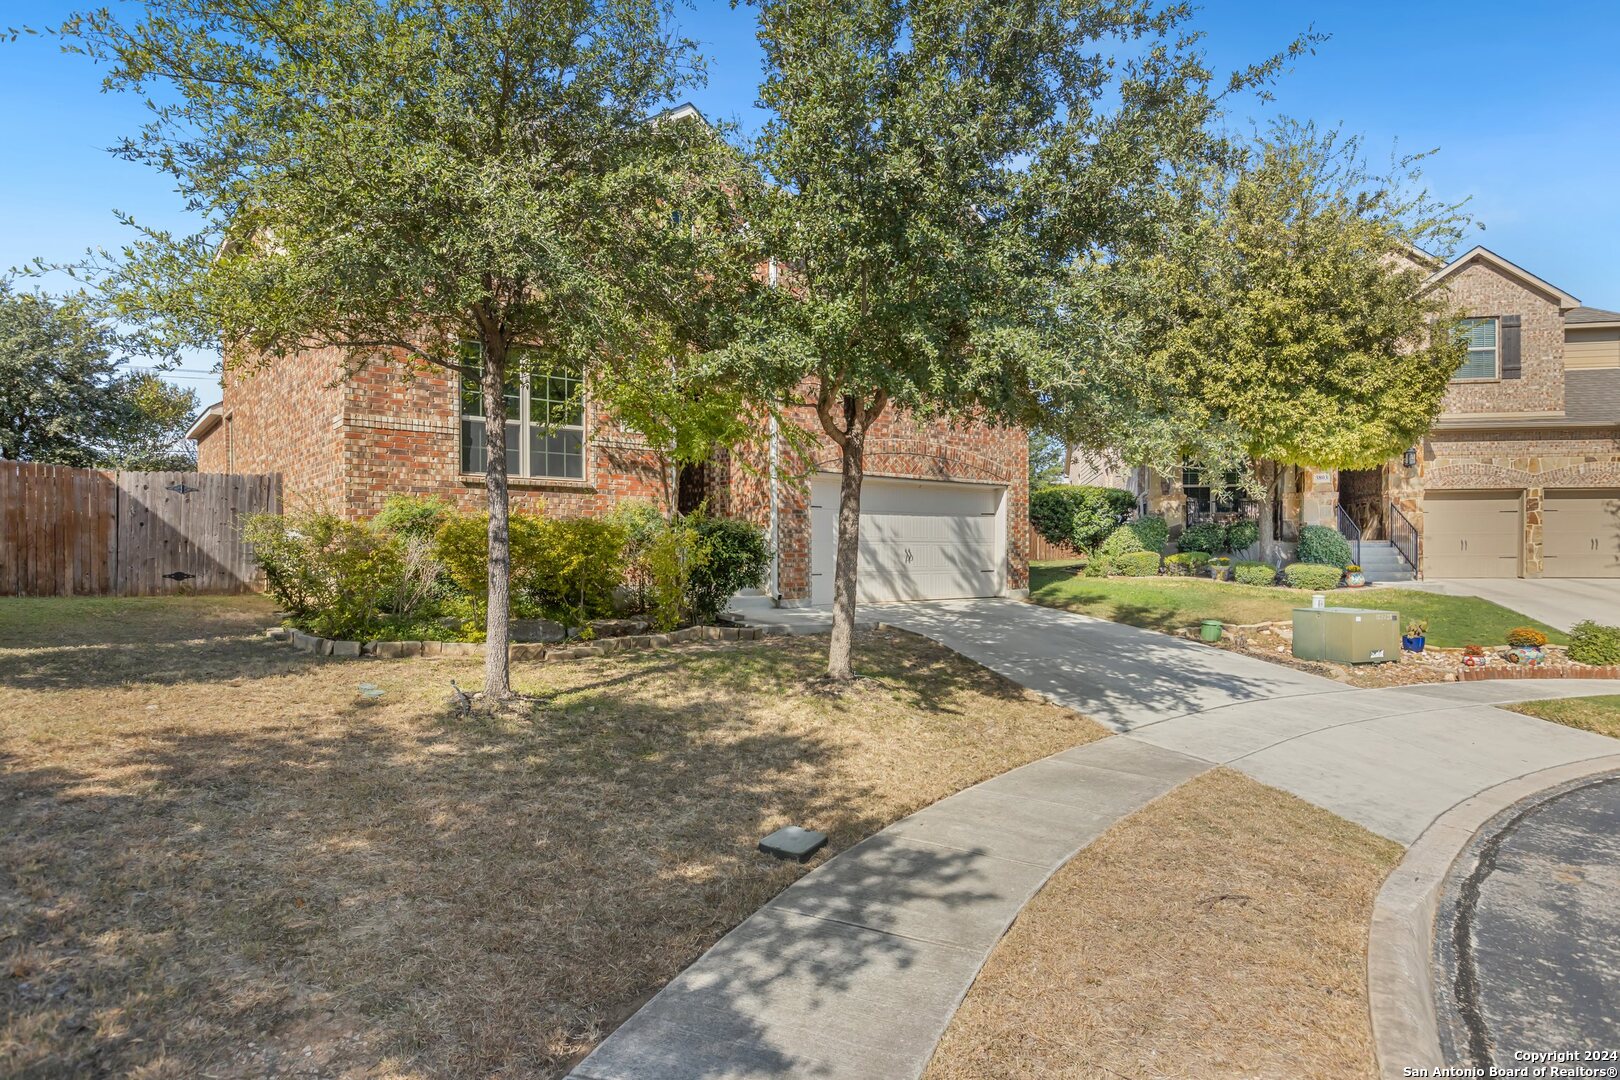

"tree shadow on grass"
[1,641,1026,1080]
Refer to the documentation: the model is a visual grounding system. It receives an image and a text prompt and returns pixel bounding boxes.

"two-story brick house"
[186,351,1030,606]
[1129,246,1620,579]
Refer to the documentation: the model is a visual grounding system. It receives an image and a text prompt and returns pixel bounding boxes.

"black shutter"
[1500,315,1522,379]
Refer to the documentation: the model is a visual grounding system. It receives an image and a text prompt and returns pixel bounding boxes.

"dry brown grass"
[0,596,1104,1079]
[924,769,1402,1080]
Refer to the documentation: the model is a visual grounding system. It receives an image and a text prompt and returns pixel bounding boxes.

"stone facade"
[192,353,1028,601]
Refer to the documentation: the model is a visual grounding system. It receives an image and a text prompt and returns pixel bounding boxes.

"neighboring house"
[1129,246,1620,579]
[189,351,1029,606]
[1062,448,1130,489]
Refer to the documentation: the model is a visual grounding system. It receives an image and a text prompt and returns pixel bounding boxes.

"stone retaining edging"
[267,623,777,661]
[1456,663,1620,681]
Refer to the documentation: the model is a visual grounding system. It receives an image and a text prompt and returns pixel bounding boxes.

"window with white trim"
[459,347,585,479]
[1453,317,1499,381]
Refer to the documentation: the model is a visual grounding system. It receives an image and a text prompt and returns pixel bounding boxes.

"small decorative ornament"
[163,570,195,581]
[165,481,200,494]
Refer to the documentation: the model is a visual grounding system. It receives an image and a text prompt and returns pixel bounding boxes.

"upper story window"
[459,346,585,480]
[1453,317,1499,381]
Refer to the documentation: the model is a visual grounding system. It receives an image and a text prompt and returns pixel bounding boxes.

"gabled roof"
[1566,305,1620,326]
[1427,246,1582,309]
[185,401,224,441]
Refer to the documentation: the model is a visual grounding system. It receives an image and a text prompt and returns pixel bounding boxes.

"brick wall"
[214,350,348,513]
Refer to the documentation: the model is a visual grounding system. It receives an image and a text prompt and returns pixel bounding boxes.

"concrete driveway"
[1382,577,1620,632]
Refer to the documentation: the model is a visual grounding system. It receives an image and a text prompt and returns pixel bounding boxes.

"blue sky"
[3,0,1618,397]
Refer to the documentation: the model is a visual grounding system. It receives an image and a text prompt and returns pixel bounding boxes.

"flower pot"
[1401,635,1425,653]
[1199,619,1223,643]
[1345,572,1365,588]
[1508,646,1544,666]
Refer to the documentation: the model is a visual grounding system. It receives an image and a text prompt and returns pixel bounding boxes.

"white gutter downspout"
[768,412,781,604]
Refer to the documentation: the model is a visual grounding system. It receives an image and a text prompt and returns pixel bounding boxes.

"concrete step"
[1363,571,1416,583]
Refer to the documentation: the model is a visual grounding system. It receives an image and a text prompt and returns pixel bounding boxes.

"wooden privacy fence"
[1029,532,1083,562]
[0,462,280,597]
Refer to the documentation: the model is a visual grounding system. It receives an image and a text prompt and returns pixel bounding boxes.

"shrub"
[1296,524,1353,568]
[1405,619,1429,638]
[642,516,704,632]
[687,514,771,624]
[1569,621,1620,666]
[1224,519,1260,553]
[1097,524,1144,558]
[1127,515,1169,554]
[242,511,408,640]
[1081,556,1110,577]
[1029,485,1135,553]
[1178,522,1225,556]
[1232,560,1277,586]
[371,493,453,541]
[1164,551,1210,576]
[613,500,671,612]
[1505,626,1548,649]
[1282,562,1343,590]
[434,511,626,631]
[1111,550,1161,576]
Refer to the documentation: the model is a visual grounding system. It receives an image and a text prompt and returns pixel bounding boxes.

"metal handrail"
[1335,504,1362,567]
[1387,500,1419,573]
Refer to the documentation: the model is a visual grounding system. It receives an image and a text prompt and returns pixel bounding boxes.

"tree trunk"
[1255,460,1281,565]
[818,389,887,681]
[827,414,867,680]
[481,341,514,701]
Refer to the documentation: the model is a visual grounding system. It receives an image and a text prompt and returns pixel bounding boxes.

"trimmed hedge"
[1177,522,1225,556]
[1225,519,1259,553]
[1164,551,1211,576]
[1283,562,1343,590]
[1029,485,1135,553]
[1111,550,1162,577]
[1232,560,1276,586]
[1297,524,1353,568]
[1569,621,1620,666]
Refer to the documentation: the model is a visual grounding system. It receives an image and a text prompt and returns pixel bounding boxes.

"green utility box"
[1291,607,1400,664]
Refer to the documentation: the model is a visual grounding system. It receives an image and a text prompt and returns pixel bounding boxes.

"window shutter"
[1500,315,1522,379]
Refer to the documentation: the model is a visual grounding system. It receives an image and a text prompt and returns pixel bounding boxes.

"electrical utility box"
[1291,607,1400,664]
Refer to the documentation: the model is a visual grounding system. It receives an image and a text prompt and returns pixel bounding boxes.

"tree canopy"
[0,285,198,469]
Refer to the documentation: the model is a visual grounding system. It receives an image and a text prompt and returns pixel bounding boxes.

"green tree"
[1028,432,1068,490]
[735,0,1299,678]
[0,285,197,468]
[1090,122,1471,556]
[52,0,743,701]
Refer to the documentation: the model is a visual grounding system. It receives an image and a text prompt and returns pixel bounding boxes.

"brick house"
[1129,246,1620,580]
[187,351,1030,606]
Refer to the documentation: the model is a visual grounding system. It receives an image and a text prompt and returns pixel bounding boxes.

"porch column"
[1523,486,1544,578]
[1299,467,1340,529]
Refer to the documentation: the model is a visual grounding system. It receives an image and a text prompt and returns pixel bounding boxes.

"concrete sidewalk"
[574,599,1620,1080]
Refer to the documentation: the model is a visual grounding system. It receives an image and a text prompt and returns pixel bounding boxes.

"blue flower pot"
[1401,635,1426,653]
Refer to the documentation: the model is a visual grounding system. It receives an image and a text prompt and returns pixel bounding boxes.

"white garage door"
[810,476,1004,605]
[1422,491,1522,578]
[1543,490,1620,578]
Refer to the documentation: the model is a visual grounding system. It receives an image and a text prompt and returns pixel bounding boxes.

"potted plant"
[1505,626,1548,666]
[1208,556,1231,582]
[1344,563,1366,588]
[1402,619,1428,653]
[1462,643,1487,667]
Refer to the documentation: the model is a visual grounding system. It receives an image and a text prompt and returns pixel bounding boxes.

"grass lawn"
[923,769,1401,1080]
[1506,695,1620,739]
[0,596,1104,1079]
[1029,561,1567,649]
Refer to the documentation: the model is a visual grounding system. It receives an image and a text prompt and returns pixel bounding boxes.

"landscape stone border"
[1366,753,1620,1080]
[1456,663,1620,681]
[267,623,777,661]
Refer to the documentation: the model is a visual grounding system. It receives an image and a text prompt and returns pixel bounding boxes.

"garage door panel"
[1543,490,1620,578]
[811,478,1004,604]
[1424,492,1522,579]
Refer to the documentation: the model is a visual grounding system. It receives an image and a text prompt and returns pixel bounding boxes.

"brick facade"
[193,354,1029,602]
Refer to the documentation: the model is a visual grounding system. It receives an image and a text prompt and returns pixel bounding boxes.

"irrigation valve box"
[1291,607,1400,664]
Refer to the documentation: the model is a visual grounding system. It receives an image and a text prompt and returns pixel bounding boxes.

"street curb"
[1367,752,1620,1079]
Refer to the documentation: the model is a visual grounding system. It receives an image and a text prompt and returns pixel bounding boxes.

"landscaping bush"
[1111,550,1161,577]
[1282,562,1343,590]
[1177,522,1225,556]
[687,514,771,625]
[1232,560,1276,586]
[371,493,454,541]
[1097,523,1144,558]
[1127,514,1169,554]
[1569,621,1620,666]
[1224,519,1260,553]
[1081,556,1111,577]
[434,511,626,632]
[1505,626,1548,649]
[1163,551,1211,576]
[1296,524,1353,568]
[243,511,410,640]
[640,516,704,632]
[1029,485,1136,553]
